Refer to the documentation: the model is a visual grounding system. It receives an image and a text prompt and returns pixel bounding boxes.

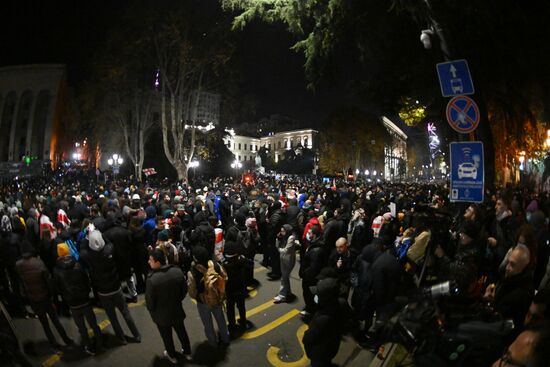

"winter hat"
[145,206,157,219]
[526,200,539,213]
[88,230,106,251]
[234,213,246,226]
[157,229,170,242]
[309,277,339,301]
[192,246,210,266]
[224,240,240,257]
[57,242,71,257]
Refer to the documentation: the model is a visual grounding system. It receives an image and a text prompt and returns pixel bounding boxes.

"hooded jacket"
[80,232,121,295]
[53,256,92,308]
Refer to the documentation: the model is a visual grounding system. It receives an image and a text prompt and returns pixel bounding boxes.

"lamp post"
[107,153,123,181]
[189,160,199,182]
[231,160,242,179]
[518,151,526,185]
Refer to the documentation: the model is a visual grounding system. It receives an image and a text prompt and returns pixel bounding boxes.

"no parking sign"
[446,95,480,134]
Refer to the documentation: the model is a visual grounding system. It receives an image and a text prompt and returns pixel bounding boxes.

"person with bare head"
[484,245,535,331]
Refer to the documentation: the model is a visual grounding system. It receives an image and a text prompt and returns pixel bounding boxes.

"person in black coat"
[129,216,148,293]
[54,245,102,354]
[267,201,285,280]
[223,241,253,334]
[80,229,141,344]
[484,245,535,333]
[299,224,328,317]
[102,210,137,302]
[146,249,192,363]
[322,209,345,249]
[303,278,349,367]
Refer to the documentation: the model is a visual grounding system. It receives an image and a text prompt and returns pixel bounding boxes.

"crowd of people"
[1,171,550,366]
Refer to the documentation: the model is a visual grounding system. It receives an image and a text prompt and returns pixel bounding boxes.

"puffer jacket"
[15,255,52,302]
[53,256,92,308]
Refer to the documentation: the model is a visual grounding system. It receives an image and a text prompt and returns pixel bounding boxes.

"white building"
[381,116,408,179]
[186,90,221,125]
[223,128,318,164]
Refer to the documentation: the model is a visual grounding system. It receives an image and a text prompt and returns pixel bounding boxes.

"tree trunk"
[175,162,188,182]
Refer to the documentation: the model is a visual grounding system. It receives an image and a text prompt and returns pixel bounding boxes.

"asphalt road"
[13,257,374,367]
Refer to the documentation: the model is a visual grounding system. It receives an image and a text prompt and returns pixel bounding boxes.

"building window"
[244,144,247,150]
[278,141,281,149]
[243,156,247,161]
[304,137,309,147]
[290,139,293,148]
[238,143,241,150]
[268,143,271,149]
[238,155,241,161]
[227,141,231,148]
[285,140,288,148]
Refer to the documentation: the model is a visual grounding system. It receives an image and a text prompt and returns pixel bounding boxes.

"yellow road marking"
[267,323,309,367]
[244,299,275,318]
[42,354,61,367]
[43,316,113,366]
[241,309,300,340]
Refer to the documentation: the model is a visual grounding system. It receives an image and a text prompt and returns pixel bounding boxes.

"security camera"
[420,29,434,49]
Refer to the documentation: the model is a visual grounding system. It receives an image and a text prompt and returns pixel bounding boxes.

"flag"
[57,209,71,229]
[143,168,157,176]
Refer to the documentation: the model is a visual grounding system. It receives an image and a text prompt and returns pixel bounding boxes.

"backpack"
[235,228,252,250]
[199,260,227,307]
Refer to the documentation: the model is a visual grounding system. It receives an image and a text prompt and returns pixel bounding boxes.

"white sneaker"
[300,310,310,316]
[163,350,178,364]
[181,350,192,361]
[273,295,286,304]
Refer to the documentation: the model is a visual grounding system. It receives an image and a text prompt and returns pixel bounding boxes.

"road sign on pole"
[436,59,475,97]
[450,141,484,203]
[446,95,480,134]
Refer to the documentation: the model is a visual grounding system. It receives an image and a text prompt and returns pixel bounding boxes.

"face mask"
[314,295,319,304]
[306,233,312,241]
[526,212,532,223]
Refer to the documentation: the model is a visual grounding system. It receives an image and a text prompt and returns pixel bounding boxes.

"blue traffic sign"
[446,95,480,133]
[436,59,475,97]
[450,141,484,203]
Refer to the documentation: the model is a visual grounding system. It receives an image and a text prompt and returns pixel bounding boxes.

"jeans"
[98,290,140,340]
[196,302,229,346]
[226,295,246,327]
[71,304,101,348]
[157,320,191,357]
[29,299,72,347]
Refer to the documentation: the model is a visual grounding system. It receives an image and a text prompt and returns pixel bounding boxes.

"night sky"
[0,1,345,127]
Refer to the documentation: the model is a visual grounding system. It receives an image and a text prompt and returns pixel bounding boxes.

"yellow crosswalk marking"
[267,324,309,367]
[241,309,300,340]
[41,353,61,367]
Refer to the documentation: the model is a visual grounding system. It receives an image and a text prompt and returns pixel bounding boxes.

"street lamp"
[189,160,199,181]
[107,153,124,181]
[231,160,242,178]
[72,152,81,160]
